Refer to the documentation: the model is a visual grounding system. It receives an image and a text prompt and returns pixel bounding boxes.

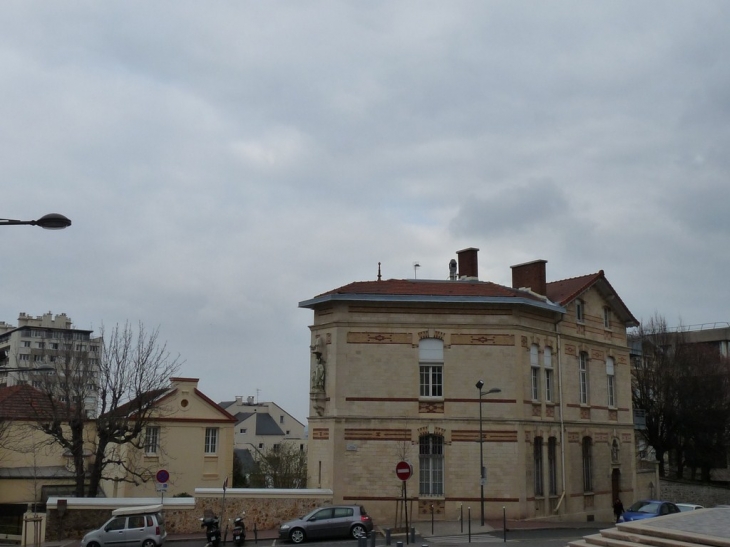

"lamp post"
[476,380,501,526]
[0,213,72,230]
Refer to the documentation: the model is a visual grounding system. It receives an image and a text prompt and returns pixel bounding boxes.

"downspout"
[553,318,567,513]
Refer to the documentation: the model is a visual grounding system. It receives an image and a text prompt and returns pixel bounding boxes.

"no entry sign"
[395,460,413,481]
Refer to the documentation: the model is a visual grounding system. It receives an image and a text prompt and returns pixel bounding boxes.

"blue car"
[620,500,681,522]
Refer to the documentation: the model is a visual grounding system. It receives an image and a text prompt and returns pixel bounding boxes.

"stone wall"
[659,479,730,508]
[45,489,333,540]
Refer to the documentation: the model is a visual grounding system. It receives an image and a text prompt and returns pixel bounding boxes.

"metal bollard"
[358,537,367,547]
[253,522,258,544]
[397,542,404,547]
[385,528,392,545]
[468,507,471,543]
[370,530,376,547]
[410,527,415,544]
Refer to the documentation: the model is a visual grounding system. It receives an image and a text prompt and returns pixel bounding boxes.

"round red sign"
[156,469,170,483]
[395,461,413,481]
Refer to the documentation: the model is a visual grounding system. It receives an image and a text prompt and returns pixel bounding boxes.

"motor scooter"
[232,514,246,546]
[201,515,222,547]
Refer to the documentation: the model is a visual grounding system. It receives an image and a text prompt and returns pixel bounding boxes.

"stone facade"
[300,252,639,525]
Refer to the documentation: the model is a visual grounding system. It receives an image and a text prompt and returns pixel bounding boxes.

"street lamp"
[0,213,72,230]
[476,380,501,526]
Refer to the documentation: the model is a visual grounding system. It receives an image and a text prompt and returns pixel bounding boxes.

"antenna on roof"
[413,262,421,279]
[377,262,381,281]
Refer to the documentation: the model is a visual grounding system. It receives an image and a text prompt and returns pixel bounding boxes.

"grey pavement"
[618,507,730,546]
[36,517,611,547]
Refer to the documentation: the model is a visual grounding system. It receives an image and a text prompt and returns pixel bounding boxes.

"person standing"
[613,498,625,523]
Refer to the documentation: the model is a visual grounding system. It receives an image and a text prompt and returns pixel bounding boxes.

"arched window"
[582,437,593,492]
[419,339,443,398]
[534,436,544,496]
[419,434,444,496]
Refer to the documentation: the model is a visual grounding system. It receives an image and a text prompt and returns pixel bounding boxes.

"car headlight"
[280,524,290,530]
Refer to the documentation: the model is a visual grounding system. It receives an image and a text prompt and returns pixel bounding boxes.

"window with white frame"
[205,427,219,454]
[576,299,585,323]
[544,347,553,402]
[606,357,616,407]
[145,426,160,455]
[419,338,443,398]
[603,307,611,328]
[530,344,540,401]
[579,352,589,404]
[419,434,444,496]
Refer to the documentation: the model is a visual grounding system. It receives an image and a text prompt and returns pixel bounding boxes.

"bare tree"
[249,443,307,488]
[674,342,730,481]
[23,321,181,497]
[630,315,682,477]
[631,315,730,480]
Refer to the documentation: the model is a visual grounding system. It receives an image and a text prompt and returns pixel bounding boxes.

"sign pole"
[403,479,409,545]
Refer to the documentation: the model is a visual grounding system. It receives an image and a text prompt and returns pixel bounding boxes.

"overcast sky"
[1,2,728,423]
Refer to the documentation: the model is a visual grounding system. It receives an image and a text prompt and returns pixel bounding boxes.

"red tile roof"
[546,270,638,326]
[0,385,56,420]
[304,269,638,326]
[314,279,546,301]
[546,272,603,306]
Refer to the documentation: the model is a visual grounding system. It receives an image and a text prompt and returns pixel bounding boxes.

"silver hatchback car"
[81,504,167,547]
[279,505,374,544]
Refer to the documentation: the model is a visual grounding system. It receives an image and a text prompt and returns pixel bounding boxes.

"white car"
[675,503,704,512]
[81,504,167,547]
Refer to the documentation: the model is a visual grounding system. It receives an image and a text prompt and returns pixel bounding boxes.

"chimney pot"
[511,259,547,295]
[456,248,479,279]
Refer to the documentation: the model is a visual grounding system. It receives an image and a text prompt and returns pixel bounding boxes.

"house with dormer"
[299,248,639,524]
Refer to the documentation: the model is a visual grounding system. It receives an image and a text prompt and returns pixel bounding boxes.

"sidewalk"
[404,517,609,538]
[39,518,608,547]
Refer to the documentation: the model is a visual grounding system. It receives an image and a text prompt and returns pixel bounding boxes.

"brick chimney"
[511,259,547,295]
[456,248,479,279]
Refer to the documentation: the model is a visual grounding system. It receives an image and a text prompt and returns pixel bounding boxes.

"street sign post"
[156,469,170,504]
[395,461,413,544]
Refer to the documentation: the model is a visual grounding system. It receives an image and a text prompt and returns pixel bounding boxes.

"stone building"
[299,248,639,524]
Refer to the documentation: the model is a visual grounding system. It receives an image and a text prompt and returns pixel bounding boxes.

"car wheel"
[142,540,157,547]
[87,542,101,547]
[351,524,367,539]
[289,528,306,544]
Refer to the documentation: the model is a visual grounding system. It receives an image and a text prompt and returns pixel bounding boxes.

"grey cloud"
[450,180,572,237]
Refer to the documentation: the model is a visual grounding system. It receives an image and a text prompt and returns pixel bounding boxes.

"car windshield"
[628,501,660,514]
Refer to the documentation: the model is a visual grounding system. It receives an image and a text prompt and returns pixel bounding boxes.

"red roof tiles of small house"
[546,270,638,326]
[315,279,545,301]
[546,272,603,306]
[0,384,56,420]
